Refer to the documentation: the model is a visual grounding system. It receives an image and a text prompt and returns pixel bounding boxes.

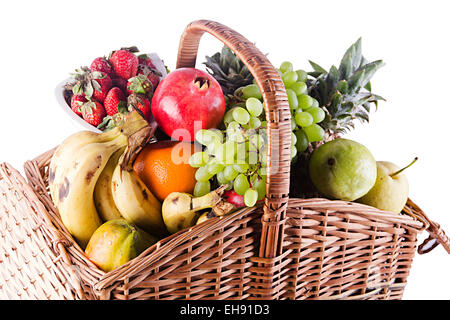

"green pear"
[357,158,417,213]
[309,138,377,201]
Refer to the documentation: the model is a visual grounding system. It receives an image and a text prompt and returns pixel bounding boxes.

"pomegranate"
[151,68,226,141]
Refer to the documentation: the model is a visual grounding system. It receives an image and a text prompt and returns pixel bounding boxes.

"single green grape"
[244,188,258,207]
[280,61,293,73]
[233,163,249,173]
[194,181,210,197]
[235,142,248,163]
[291,145,297,159]
[295,111,314,127]
[286,88,298,110]
[246,97,263,117]
[295,69,308,82]
[205,140,221,156]
[223,165,239,181]
[258,166,267,177]
[303,124,325,142]
[216,170,229,185]
[295,129,309,153]
[248,117,261,129]
[206,159,225,175]
[234,173,250,196]
[195,166,213,182]
[290,81,307,96]
[223,140,237,164]
[291,118,297,131]
[223,108,236,125]
[297,94,314,110]
[242,84,262,100]
[311,97,319,108]
[291,132,297,146]
[232,107,250,125]
[226,121,245,142]
[195,129,221,146]
[252,176,266,200]
[306,106,325,123]
[282,71,298,87]
[188,152,209,168]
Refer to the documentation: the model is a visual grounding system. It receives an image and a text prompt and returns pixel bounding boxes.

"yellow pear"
[357,158,417,214]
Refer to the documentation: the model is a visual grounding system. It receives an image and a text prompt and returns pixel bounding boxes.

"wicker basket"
[1,20,449,300]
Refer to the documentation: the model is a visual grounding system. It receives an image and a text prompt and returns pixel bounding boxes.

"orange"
[133,140,198,202]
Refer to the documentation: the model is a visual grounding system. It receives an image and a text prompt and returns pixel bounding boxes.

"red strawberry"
[70,94,87,116]
[104,87,127,116]
[81,101,106,126]
[126,74,153,97]
[91,72,113,103]
[138,53,156,69]
[109,49,139,80]
[71,67,112,103]
[127,93,151,121]
[137,64,160,91]
[111,76,128,95]
[223,190,245,208]
[90,57,113,76]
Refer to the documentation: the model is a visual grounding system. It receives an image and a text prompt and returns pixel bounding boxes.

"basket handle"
[407,199,450,254]
[176,20,292,258]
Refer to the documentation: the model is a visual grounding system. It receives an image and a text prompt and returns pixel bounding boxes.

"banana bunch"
[49,111,166,248]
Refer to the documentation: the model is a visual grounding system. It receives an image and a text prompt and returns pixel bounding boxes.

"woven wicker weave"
[1,20,449,300]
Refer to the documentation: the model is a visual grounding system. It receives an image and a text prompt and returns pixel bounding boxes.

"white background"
[0,0,448,300]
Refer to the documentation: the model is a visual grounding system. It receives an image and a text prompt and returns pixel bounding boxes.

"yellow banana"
[49,111,151,248]
[49,124,124,203]
[53,135,128,248]
[111,163,167,238]
[93,147,125,221]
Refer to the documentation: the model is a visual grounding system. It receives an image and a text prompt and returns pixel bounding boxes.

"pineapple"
[307,38,385,139]
[204,45,254,95]
[292,38,385,198]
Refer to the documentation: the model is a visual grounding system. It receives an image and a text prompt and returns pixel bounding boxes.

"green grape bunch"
[188,61,326,208]
[189,94,268,207]
[277,61,327,159]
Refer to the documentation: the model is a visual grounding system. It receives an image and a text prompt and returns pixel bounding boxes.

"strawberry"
[111,76,128,95]
[127,93,151,121]
[70,67,112,103]
[138,53,156,69]
[104,87,127,116]
[126,74,153,97]
[137,64,161,91]
[90,71,113,103]
[90,57,113,76]
[109,49,139,80]
[70,94,87,116]
[81,101,106,127]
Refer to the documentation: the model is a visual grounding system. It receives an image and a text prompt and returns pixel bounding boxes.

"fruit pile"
[64,47,167,129]
[50,39,417,272]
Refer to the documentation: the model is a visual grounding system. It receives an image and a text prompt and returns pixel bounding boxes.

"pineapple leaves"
[309,60,327,74]
[306,37,385,136]
[204,45,254,95]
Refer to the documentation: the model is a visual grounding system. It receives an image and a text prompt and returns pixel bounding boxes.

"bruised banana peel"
[49,111,151,248]
[111,125,167,238]
[162,185,233,234]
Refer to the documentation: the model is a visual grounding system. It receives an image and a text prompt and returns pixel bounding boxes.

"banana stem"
[191,185,227,211]
[390,157,418,177]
